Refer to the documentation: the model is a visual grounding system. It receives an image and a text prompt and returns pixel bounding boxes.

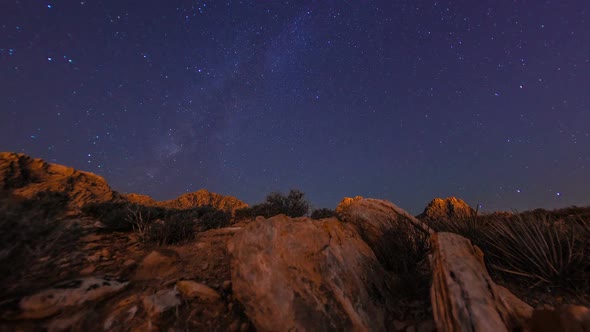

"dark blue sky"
[1,1,589,213]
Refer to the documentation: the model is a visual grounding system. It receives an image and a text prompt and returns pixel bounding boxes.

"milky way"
[1,1,589,213]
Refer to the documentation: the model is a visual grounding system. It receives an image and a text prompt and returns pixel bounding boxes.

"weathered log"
[430,232,533,332]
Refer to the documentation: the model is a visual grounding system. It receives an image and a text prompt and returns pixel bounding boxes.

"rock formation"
[418,197,475,221]
[227,214,397,331]
[338,198,433,268]
[0,152,119,209]
[157,189,247,213]
[123,193,157,206]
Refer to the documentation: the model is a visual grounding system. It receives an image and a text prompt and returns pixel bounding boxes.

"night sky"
[1,1,589,213]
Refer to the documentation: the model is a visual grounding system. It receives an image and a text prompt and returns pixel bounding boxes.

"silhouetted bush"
[147,216,195,245]
[428,211,590,291]
[0,192,77,286]
[310,208,339,220]
[233,189,310,219]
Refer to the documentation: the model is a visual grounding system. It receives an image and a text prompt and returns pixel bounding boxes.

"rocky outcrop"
[418,197,475,222]
[123,193,157,206]
[158,189,248,214]
[335,195,363,216]
[227,214,397,332]
[0,152,119,209]
[338,198,433,268]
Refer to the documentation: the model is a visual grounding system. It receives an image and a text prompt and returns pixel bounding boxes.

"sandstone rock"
[123,193,157,205]
[18,277,128,319]
[338,198,433,267]
[418,197,475,222]
[429,232,533,331]
[142,289,181,316]
[334,195,363,216]
[528,304,590,332]
[79,265,96,275]
[0,152,119,209]
[227,214,397,332]
[176,280,220,302]
[134,250,180,281]
[44,312,85,332]
[158,189,247,214]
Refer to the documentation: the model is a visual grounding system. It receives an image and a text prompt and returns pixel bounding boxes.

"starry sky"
[1,1,589,214]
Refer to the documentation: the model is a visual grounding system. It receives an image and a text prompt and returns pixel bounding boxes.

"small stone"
[176,280,220,303]
[239,322,249,332]
[123,259,136,267]
[222,280,232,291]
[142,289,181,316]
[229,320,240,332]
[227,303,234,312]
[79,265,96,275]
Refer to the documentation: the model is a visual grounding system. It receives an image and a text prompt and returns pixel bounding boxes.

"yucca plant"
[483,214,589,288]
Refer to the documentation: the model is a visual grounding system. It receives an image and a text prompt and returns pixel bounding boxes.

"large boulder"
[0,152,119,209]
[418,197,475,222]
[227,214,397,332]
[338,198,433,268]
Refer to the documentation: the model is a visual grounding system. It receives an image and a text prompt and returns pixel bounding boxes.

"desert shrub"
[266,189,309,217]
[233,190,310,219]
[379,221,431,275]
[430,210,590,290]
[0,193,75,285]
[310,208,339,220]
[82,202,164,231]
[147,216,195,245]
[482,214,590,288]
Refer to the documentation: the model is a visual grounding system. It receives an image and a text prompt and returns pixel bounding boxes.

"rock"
[176,280,221,302]
[123,259,136,267]
[123,193,157,205]
[134,250,180,281]
[429,232,533,332]
[418,197,475,222]
[222,280,232,291]
[18,277,128,319]
[0,152,119,209]
[229,320,241,332]
[157,189,248,214]
[227,214,397,332]
[142,289,181,316]
[334,195,363,216]
[528,304,590,332]
[239,322,249,332]
[79,265,96,275]
[338,198,433,267]
[44,312,85,332]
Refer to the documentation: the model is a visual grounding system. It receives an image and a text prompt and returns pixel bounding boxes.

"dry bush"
[428,211,590,291]
[483,215,590,289]
[147,217,195,245]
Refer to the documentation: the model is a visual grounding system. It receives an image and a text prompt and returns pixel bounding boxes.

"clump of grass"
[427,209,590,291]
[483,215,590,289]
[82,201,231,244]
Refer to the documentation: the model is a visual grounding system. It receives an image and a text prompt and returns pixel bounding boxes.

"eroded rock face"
[123,193,157,206]
[227,214,396,332]
[158,189,248,214]
[335,195,363,217]
[18,277,128,319]
[418,197,475,222]
[0,152,118,209]
[339,198,433,267]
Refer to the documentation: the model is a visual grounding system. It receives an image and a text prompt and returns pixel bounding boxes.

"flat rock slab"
[18,277,128,319]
